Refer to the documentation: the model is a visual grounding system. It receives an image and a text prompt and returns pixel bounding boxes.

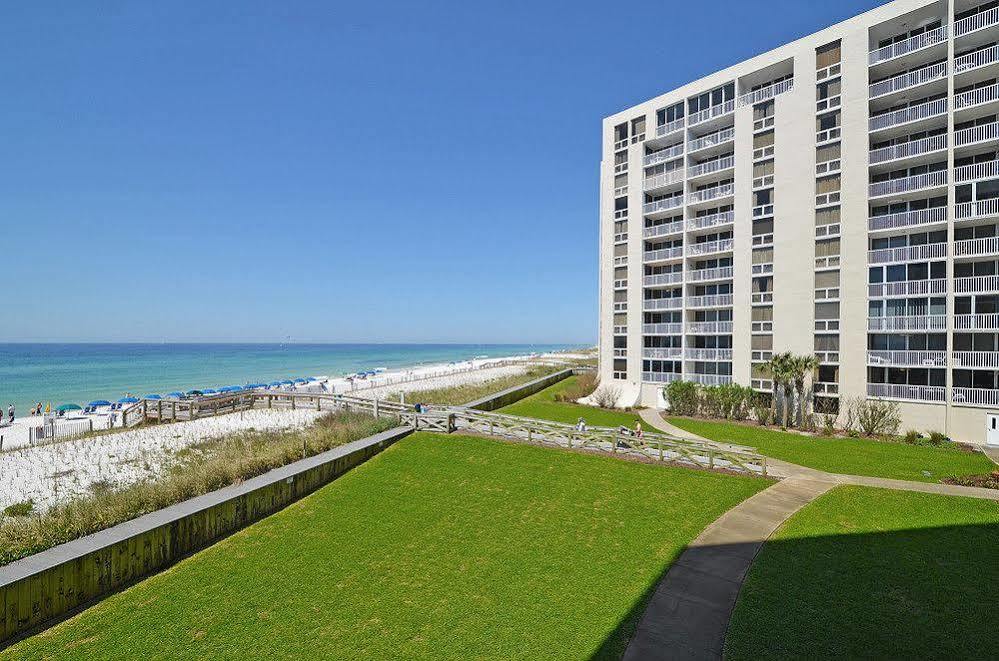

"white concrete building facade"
[599,0,999,444]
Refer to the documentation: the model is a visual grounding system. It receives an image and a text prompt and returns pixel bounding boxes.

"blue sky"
[0,0,884,344]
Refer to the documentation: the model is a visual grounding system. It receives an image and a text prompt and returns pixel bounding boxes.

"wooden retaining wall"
[462,369,574,411]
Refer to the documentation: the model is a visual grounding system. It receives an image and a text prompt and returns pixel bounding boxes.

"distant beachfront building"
[599,0,999,443]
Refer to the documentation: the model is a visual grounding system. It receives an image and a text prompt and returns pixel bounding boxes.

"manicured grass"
[9,433,768,660]
[392,364,562,406]
[668,417,994,482]
[499,376,653,430]
[726,486,999,659]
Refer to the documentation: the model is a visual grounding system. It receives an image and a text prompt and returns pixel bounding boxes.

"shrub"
[591,385,622,409]
[751,393,772,426]
[903,429,922,445]
[928,430,949,446]
[664,381,699,416]
[3,500,34,518]
[856,399,902,437]
[821,414,836,436]
[553,372,598,402]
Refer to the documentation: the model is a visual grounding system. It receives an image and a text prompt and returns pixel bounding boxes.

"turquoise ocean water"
[0,343,582,412]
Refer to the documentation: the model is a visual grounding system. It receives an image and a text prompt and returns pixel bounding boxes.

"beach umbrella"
[280,380,294,385]
[88,400,112,407]
[144,394,162,400]
[118,397,139,404]
[187,389,203,396]
[307,377,320,382]
[293,378,307,384]
[166,392,185,399]
[202,388,218,395]
[227,385,244,391]
[269,381,283,387]
[56,403,81,412]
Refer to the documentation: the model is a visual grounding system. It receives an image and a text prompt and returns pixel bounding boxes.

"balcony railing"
[869,26,948,66]
[687,238,734,257]
[688,183,734,204]
[955,236,999,258]
[643,347,683,360]
[644,247,684,262]
[688,99,735,126]
[643,220,685,239]
[655,117,685,138]
[868,350,947,367]
[955,6,999,38]
[642,371,682,384]
[643,323,683,335]
[867,242,947,264]
[688,373,733,386]
[685,348,733,361]
[869,170,947,198]
[643,272,683,287]
[643,298,683,311]
[643,196,684,215]
[688,266,734,282]
[868,383,946,403]
[687,320,733,334]
[868,206,947,231]
[737,78,794,107]
[869,61,947,99]
[868,278,947,297]
[955,313,999,330]
[955,160,999,183]
[952,387,999,408]
[643,143,685,167]
[955,82,999,110]
[869,134,947,165]
[687,294,733,308]
[955,44,999,75]
[868,315,947,332]
[688,127,735,153]
[644,170,685,191]
[955,198,999,222]
[869,97,947,132]
[688,155,734,179]
[954,274,999,293]
[953,351,999,369]
[955,121,999,147]
[687,211,735,231]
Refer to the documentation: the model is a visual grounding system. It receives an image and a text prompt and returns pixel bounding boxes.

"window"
[816,41,841,69]
[817,143,841,163]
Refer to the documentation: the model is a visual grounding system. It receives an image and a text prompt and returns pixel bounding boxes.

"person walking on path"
[576,417,587,433]
[7,404,14,425]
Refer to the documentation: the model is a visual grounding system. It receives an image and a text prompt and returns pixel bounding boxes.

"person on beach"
[7,404,14,424]
[576,417,587,433]
[634,421,643,439]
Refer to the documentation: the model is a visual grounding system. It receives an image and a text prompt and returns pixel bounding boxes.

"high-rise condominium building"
[599,0,999,444]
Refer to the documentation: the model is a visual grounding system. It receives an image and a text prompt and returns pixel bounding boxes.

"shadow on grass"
[593,522,999,660]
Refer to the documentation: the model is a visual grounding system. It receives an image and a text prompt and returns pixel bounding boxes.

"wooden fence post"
[374,398,379,418]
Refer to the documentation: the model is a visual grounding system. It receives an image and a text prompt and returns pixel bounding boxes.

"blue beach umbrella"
[57,403,82,412]
[280,380,294,385]
[293,378,307,384]
[269,381,283,387]
[307,377,320,382]
[144,394,162,400]
[118,397,139,404]
[201,388,218,395]
[167,392,185,399]
[88,400,112,407]
[228,385,244,391]
[187,389,203,396]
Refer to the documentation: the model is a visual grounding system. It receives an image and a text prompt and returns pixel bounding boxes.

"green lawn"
[726,486,999,659]
[499,376,654,430]
[668,417,994,482]
[9,433,768,660]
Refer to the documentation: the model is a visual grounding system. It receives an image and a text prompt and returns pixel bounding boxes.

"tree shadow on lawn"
[591,521,999,660]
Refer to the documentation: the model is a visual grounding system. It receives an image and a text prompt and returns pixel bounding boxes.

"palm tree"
[790,354,819,427]
[763,352,794,427]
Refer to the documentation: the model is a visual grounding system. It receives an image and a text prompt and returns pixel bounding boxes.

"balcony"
[868,206,947,232]
[869,97,947,132]
[643,220,685,239]
[868,278,947,297]
[737,78,794,107]
[954,274,999,294]
[643,347,683,360]
[867,383,946,403]
[643,297,683,311]
[687,238,734,257]
[955,45,999,75]
[868,170,947,198]
[955,160,999,184]
[955,313,999,330]
[643,272,683,287]
[955,236,999,259]
[643,196,684,217]
[867,242,947,264]
[687,211,734,232]
[688,373,733,386]
[688,266,734,282]
[644,170,684,193]
[685,348,733,361]
[688,183,734,205]
[644,246,684,262]
[955,6,999,38]
[868,315,947,332]
[868,61,946,100]
[868,350,947,368]
[688,127,734,153]
[654,118,685,138]
[687,320,733,334]
[955,82,999,111]
[687,294,733,308]
[689,100,735,126]
[955,120,999,148]
[869,26,948,66]
[643,322,683,335]
[955,198,999,222]
[643,143,685,167]
[869,134,947,165]
[952,387,999,408]
[953,351,999,369]
[687,155,734,180]
[642,371,681,384]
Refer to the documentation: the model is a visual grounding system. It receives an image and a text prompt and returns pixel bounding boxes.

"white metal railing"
[867,242,947,264]
[955,198,999,221]
[955,313,999,330]
[643,323,683,335]
[738,78,794,107]
[643,220,685,239]
[955,44,999,75]
[687,211,735,231]
[955,6,999,38]
[687,238,734,256]
[955,274,999,293]
[953,351,999,368]
[688,183,734,204]
[644,247,684,262]
[655,117,685,138]
[643,347,683,360]
[685,348,733,361]
[869,61,947,99]
[688,373,733,386]
[952,387,999,407]
[688,99,735,125]
[868,315,947,331]
[687,321,733,334]
[643,272,683,287]
[869,97,947,132]
[955,160,999,183]
[688,155,734,179]
[869,134,947,165]
[687,294,734,308]
[868,278,947,297]
[644,169,685,191]
[643,143,685,167]
[955,121,999,147]
[643,196,684,215]
[868,350,947,367]
[643,297,684,311]
[869,170,947,198]
[868,383,946,403]
[688,266,734,282]
[642,371,682,384]
[955,236,999,258]
[869,26,947,65]
[868,206,947,231]
[688,127,735,152]
[954,82,999,110]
